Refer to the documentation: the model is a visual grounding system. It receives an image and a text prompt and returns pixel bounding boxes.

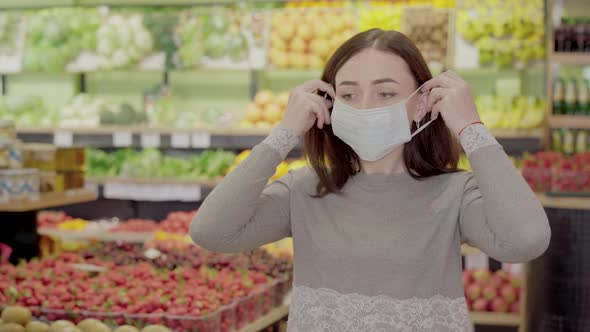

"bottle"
[584,80,590,115]
[575,18,585,52]
[576,79,588,115]
[553,78,565,115]
[552,128,563,152]
[585,19,590,52]
[564,79,578,115]
[564,17,575,52]
[563,128,575,155]
[555,19,566,52]
[576,129,588,153]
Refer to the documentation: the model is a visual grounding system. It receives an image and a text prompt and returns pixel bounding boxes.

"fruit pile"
[226,150,308,181]
[239,90,289,129]
[109,219,159,233]
[37,211,71,228]
[358,4,402,32]
[463,268,523,314]
[1,306,173,332]
[521,151,590,193]
[476,95,546,130]
[456,0,545,68]
[268,9,357,69]
[402,6,450,65]
[0,245,292,332]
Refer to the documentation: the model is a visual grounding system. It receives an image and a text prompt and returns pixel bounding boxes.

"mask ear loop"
[409,82,435,138]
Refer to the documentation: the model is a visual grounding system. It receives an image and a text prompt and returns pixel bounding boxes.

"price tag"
[191,133,211,148]
[171,133,191,148]
[144,248,162,260]
[113,132,132,147]
[465,254,489,270]
[141,133,160,148]
[54,131,73,147]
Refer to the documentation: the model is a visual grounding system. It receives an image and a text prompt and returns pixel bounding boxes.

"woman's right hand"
[280,79,335,137]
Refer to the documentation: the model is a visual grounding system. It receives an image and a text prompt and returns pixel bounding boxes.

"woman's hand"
[280,79,335,137]
[421,70,481,136]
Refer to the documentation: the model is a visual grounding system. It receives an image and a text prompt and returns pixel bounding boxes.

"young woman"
[190,29,551,331]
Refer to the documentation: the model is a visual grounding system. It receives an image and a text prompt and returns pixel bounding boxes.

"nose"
[359,96,376,110]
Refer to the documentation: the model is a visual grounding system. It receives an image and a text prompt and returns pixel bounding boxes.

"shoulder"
[275,167,319,195]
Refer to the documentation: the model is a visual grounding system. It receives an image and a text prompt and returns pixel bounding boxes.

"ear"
[412,92,429,124]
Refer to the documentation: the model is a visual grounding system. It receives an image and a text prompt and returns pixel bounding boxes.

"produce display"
[24,8,100,72]
[463,268,523,314]
[456,0,545,68]
[109,219,158,234]
[358,4,402,32]
[37,211,71,229]
[402,6,450,65]
[175,8,262,69]
[268,9,357,69]
[0,240,292,332]
[87,149,235,180]
[476,95,546,130]
[522,151,590,194]
[226,150,307,181]
[0,13,20,56]
[0,95,49,127]
[239,90,289,129]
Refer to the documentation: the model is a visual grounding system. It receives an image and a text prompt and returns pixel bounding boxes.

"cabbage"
[204,33,227,59]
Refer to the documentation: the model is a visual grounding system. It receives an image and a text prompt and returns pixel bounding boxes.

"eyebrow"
[338,78,399,86]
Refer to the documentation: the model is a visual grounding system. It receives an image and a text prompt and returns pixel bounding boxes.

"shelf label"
[171,133,191,148]
[191,132,211,148]
[113,132,132,147]
[103,182,202,202]
[54,131,73,147]
[465,254,489,270]
[141,133,160,148]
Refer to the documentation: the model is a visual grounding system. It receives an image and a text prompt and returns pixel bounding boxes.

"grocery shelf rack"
[0,189,97,264]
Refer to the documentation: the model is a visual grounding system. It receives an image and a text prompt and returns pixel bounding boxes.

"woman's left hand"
[421,70,481,136]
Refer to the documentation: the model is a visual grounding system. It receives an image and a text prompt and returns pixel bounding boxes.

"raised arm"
[458,124,551,262]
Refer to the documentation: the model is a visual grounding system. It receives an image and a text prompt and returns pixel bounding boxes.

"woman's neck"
[359,147,406,175]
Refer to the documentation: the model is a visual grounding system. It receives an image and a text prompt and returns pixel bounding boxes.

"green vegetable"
[204,33,227,59]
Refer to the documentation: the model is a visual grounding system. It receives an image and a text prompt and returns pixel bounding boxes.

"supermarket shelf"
[537,194,590,211]
[461,245,483,256]
[0,189,97,212]
[240,306,289,332]
[88,176,222,188]
[0,0,73,8]
[551,52,590,66]
[548,115,590,129]
[38,228,153,243]
[469,312,522,326]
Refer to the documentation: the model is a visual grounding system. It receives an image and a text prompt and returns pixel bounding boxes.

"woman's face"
[334,48,422,121]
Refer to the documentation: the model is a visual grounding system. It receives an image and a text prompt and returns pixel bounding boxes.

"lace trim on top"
[287,286,472,332]
[459,123,500,156]
[261,125,300,159]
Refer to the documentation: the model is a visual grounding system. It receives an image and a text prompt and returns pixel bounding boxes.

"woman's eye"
[378,92,396,98]
[340,94,354,100]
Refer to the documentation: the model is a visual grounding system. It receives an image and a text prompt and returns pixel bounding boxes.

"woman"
[190,29,551,331]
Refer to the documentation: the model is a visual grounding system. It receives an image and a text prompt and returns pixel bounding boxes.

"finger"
[443,70,463,82]
[300,79,335,99]
[421,75,457,92]
[431,101,442,120]
[309,103,326,129]
[426,87,446,111]
[307,94,332,124]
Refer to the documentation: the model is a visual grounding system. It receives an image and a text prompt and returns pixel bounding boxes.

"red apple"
[489,274,505,289]
[510,274,523,289]
[482,285,497,300]
[472,298,488,311]
[500,284,517,304]
[490,298,508,312]
[495,270,510,281]
[462,270,473,288]
[466,283,482,300]
[472,268,491,284]
[509,301,520,314]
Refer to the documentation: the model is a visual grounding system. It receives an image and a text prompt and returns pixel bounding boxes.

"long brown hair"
[303,29,460,197]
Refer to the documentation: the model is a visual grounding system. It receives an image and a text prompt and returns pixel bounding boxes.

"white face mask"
[331,86,434,161]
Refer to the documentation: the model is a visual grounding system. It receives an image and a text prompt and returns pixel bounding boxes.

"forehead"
[335,48,415,86]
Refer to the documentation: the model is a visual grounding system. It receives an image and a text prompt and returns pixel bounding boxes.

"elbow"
[504,215,551,263]
[190,216,243,254]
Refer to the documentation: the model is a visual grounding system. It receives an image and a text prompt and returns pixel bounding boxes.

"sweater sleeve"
[190,126,300,253]
[458,124,551,263]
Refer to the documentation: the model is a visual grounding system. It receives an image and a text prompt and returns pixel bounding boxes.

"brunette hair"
[304,29,460,197]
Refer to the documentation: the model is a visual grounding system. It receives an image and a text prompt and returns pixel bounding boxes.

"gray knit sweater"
[190,124,551,332]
